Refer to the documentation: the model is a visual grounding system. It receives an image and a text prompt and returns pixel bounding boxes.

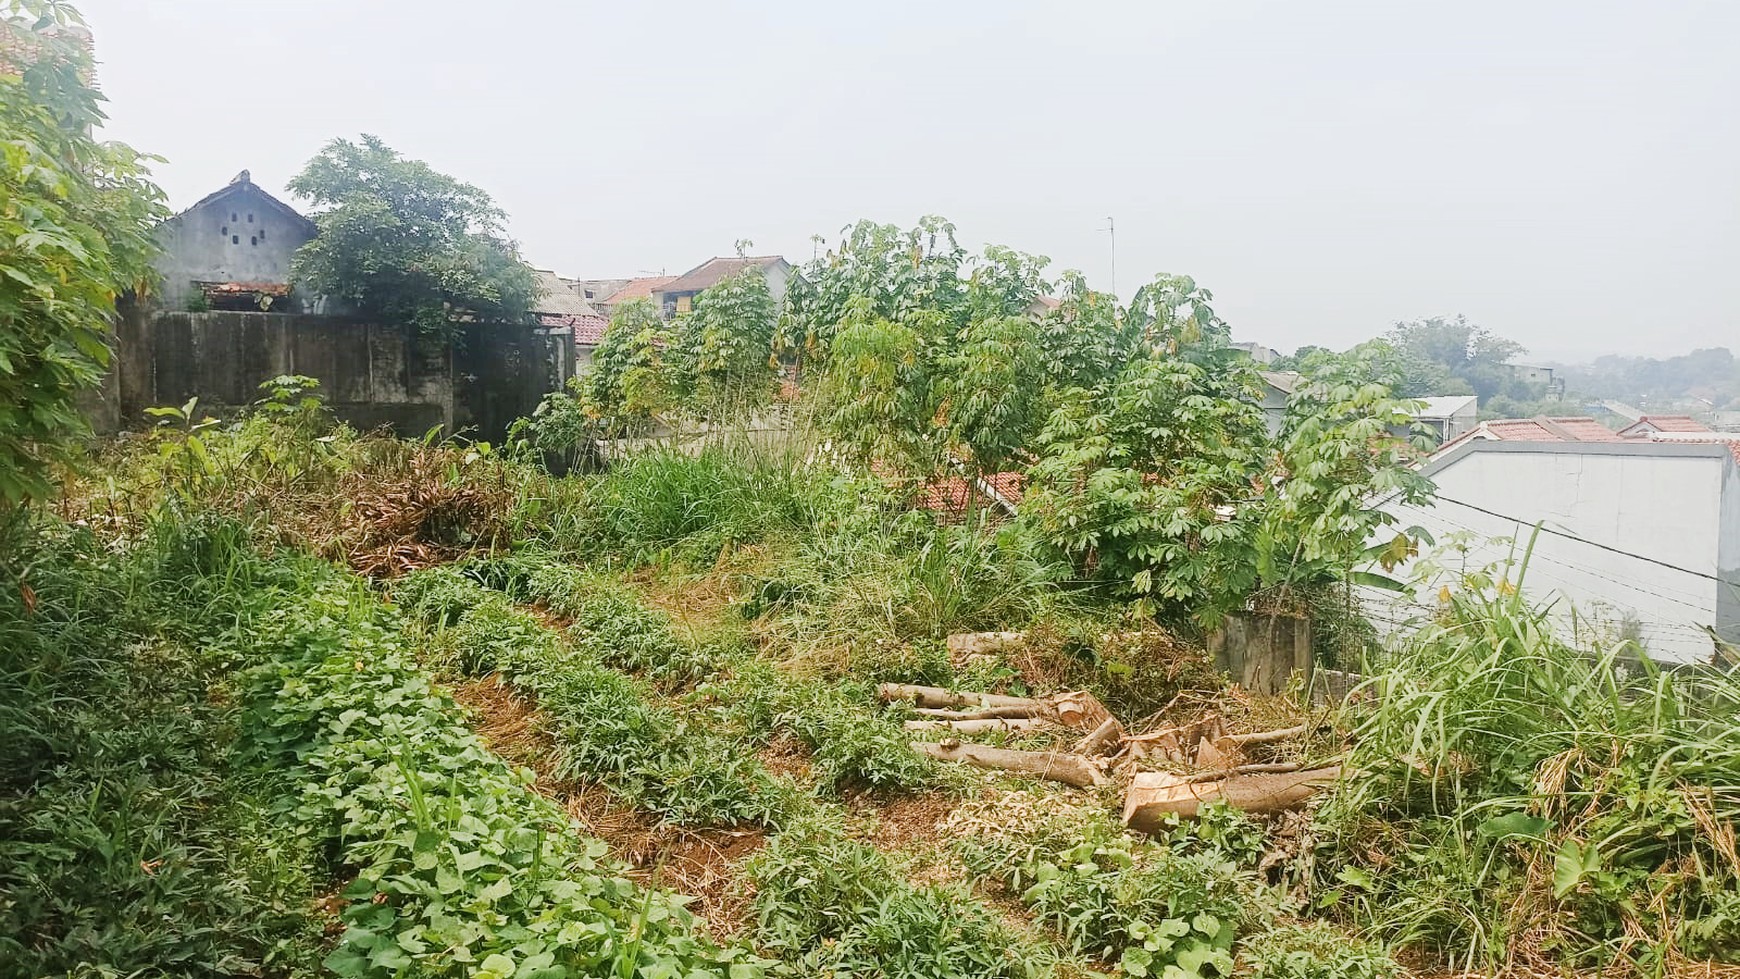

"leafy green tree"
[1024,344,1271,619]
[0,2,167,505]
[938,314,1047,490]
[585,298,676,436]
[1032,271,1130,393]
[287,135,538,334]
[811,300,940,475]
[1385,315,1526,401]
[781,217,967,364]
[674,268,780,419]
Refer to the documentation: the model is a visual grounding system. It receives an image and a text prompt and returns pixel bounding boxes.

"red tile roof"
[909,473,1025,519]
[1618,415,1712,437]
[536,312,609,345]
[1434,415,1622,457]
[1641,434,1740,465]
[603,275,676,305]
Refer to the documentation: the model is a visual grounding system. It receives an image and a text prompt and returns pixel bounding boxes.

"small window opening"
[247,213,254,223]
[250,235,257,246]
[258,229,265,240]
[231,212,237,222]
[221,225,228,236]
[231,235,239,244]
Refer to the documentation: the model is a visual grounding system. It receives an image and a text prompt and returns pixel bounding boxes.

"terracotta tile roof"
[909,472,1025,519]
[660,256,786,295]
[1618,415,1712,437]
[1641,433,1740,465]
[1433,415,1622,457]
[603,275,676,305]
[536,312,609,345]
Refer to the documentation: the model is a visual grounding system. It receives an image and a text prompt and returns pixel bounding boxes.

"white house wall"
[1369,444,1735,664]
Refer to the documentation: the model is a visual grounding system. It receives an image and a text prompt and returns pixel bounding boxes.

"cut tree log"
[903,718,1052,735]
[877,683,1038,710]
[1122,766,1341,831]
[912,705,1038,721]
[1073,716,1126,757]
[912,740,1105,788]
[1050,690,1112,733]
[946,631,1025,657]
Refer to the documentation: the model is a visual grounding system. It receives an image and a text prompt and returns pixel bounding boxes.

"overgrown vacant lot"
[5,408,1738,979]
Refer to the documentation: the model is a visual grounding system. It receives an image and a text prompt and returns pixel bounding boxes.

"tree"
[0,3,167,505]
[781,217,968,365]
[673,268,780,419]
[287,135,538,334]
[938,314,1047,489]
[1385,315,1526,401]
[585,298,676,436]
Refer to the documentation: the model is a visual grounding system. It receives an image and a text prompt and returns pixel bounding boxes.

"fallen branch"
[878,683,1038,710]
[1123,766,1341,830]
[1219,724,1310,746]
[912,740,1105,788]
[904,716,1050,730]
[1180,761,1308,783]
[1073,716,1125,757]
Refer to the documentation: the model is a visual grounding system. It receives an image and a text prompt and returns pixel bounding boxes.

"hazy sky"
[78,1,1736,360]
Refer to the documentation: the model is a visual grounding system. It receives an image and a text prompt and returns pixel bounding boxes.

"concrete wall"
[1368,442,1740,663]
[1719,460,1740,647]
[152,184,314,310]
[107,309,567,442]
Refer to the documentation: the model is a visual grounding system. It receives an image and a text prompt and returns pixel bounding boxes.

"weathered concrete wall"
[106,309,566,442]
[152,183,315,311]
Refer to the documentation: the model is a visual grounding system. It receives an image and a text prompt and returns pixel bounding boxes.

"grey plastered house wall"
[149,171,317,311]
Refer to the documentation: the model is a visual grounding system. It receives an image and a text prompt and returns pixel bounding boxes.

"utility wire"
[1417,495,1725,584]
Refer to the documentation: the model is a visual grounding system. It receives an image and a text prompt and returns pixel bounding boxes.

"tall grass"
[556,445,852,566]
[1321,577,1740,970]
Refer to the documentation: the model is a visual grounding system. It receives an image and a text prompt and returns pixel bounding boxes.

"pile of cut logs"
[878,679,1341,836]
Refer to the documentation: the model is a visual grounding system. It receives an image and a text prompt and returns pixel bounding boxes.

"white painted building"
[1368,435,1740,664]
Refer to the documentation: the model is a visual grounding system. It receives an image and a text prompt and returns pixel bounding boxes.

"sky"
[76,0,1737,361]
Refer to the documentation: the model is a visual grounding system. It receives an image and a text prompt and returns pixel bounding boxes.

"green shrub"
[1237,923,1399,979]
[564,446,846,566]
[0,526,322,977]
[233,570,763,978]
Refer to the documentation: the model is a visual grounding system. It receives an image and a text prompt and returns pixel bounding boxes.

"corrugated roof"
[660,256,786,295]
[530,269,602,318]
[603,275,676,305]
[1259,370,1302,395]
[1414,395,1478,419]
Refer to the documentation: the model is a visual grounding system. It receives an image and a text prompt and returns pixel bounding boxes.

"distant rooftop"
[1414,395,1478,419]
[659,255,786,295]
[603,275,676,305]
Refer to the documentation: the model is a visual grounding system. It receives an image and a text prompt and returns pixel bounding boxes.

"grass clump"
[1320,581,1740,971]
[560,445,849,566]
[748,814,1054,979]
[395,565,793,827]
[1236,922,1400,979]
[953,792,1261,977]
